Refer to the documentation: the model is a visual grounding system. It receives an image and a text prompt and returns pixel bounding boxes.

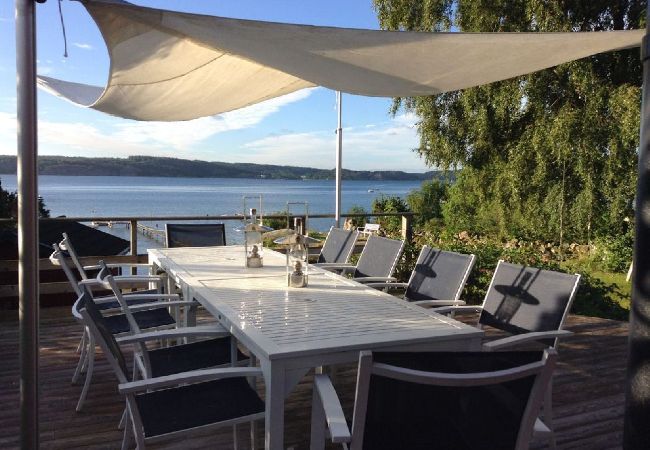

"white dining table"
[148,245,484,450]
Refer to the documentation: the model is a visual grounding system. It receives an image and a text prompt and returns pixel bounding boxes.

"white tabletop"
[149,246,483,361]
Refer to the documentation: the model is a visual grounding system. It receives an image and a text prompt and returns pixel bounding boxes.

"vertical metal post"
[130,220,138,275]
[624,8,650,448]
[15,0,39,447]
[335,91,343,227]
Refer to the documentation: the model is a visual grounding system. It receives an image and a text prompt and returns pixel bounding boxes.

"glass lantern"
[244,211,264,268]
[238,195,272,268]
[286,233,309,287]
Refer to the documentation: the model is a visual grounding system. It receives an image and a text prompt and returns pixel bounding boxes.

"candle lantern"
[237,195,272,268]
[286,233,309,287]
[244,212,264,268]
[272,202,320,287]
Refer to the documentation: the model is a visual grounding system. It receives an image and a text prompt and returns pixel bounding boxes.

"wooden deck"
[0,307,629,449]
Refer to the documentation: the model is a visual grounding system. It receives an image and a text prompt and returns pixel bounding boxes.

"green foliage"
[262,212,289,231]
[373,0,643,243]
[406,179,447,226]
[345,205,368,229]
[371,195,410,234]
[592,232,634,273]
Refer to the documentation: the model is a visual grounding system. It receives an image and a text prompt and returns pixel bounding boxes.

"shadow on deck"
[0,308,628,449]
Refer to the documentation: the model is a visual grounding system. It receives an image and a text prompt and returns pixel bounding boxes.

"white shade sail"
[38,0,644,121]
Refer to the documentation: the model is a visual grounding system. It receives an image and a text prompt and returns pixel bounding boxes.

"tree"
[0,177,50,220]
[373,0,644,243]
[372,195,410,234]
[406,179,447,225]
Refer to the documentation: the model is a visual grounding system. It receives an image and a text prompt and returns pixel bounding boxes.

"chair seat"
[135,377,264,438]
[96,289,159,311]
[149,338,249,377]
[104,308,175,335]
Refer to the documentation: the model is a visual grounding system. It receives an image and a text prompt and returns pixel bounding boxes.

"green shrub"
[592,233,633,273]
[345,205,368,229]
[406,180,447,225]
[372,195,410,234]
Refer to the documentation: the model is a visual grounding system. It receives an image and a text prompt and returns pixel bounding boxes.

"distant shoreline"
[0,155,448,182]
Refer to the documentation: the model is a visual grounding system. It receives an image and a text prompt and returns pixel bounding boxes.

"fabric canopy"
[38,0,644,121]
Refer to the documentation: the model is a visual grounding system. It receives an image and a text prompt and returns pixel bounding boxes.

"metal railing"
[0,212,415,301]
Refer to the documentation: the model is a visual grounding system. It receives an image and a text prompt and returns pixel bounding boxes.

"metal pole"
[624,7,650,448]
[15,0,40,448]
[335,91,343,227]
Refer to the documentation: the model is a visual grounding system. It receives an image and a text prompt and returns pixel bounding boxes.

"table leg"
[263,360,286,450]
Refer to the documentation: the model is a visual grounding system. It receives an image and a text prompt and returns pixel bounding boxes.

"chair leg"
[118,407,127,430]
[544,383,557,450]
[76,333,95,412]
[310,387,326,450]
[72,328,89,384]
[233,424,238,450]
[121,407,134,450]
[250,420,257,450]
[75,328,86,353]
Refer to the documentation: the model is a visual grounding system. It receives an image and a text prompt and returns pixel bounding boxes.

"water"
[1,175,423,251]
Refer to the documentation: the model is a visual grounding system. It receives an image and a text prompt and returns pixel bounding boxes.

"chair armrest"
[126,300,195,312]
[482,330,573,351]
[433,305,483,315]
[313,374,351,444]
[113,275,162,284]
[353,276,398,284]
[116,325,229,344]
[84,263,152,271]
[364,282,409,290]
[119,367,263,394]
[114,293,180,302]
[78,279,104,287]
[314,263,355,269]
[412,299,466,308]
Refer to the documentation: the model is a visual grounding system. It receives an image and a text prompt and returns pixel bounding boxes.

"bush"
[592,233,633,273]
[345,205,368,229]
[372,195,410,234]
[406,179,447,225]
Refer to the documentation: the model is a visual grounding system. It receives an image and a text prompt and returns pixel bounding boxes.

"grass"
[561,261,631,321]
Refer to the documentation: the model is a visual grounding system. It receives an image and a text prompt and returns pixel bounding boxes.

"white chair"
[165,223,227,248]
[315,227,359,264]
[434,261,581,448]
[79,289,264,449]
[317,234,405,284]
[364,245,475,307]
[51,244,174,412]
[310,348,557,450]
[357,222,380,237]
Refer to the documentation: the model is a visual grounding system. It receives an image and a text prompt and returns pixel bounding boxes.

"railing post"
[130,220,138,275]
[401,214,412,242]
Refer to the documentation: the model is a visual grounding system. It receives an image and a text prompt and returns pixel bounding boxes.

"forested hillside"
[0,155,446,181]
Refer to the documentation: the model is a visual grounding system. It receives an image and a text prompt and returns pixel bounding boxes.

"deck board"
[0,307,629,449]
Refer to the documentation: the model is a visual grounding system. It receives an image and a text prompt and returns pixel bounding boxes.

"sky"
[0,0,429,172]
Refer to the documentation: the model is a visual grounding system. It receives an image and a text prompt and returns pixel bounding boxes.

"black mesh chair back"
[317,227,359,264]
[479,262,580,337]
[165,223,226,248]
[77,289,129,381]
[404,246,475,302]
[354,235,404,279]
[357,351,552,450]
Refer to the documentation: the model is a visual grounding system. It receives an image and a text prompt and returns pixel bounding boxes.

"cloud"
[0,112,173,157]
[73,43,93,50]
[0,88,317,159]
[240,113,426,171]
[113,88,316,150]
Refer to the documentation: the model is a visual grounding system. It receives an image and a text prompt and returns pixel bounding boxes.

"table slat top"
[149,246,483,359]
